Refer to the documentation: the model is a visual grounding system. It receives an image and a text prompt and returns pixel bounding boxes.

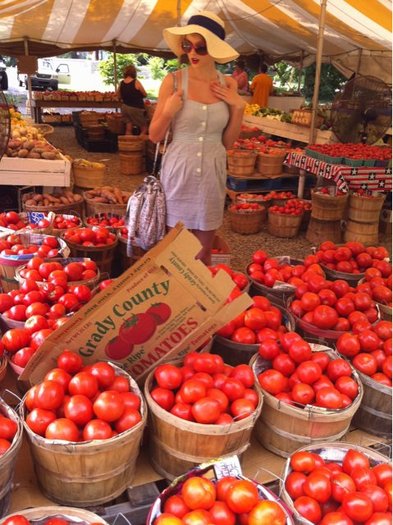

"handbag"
[125,131,169,255]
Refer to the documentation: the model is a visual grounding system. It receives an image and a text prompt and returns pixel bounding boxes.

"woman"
[232,59,249,94]
[118,64,148,135]
[149,11,246,264]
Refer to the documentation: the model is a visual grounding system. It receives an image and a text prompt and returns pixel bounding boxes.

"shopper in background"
[118,64,148,135]
[250,63,273,108]
[149,11,245,265]
[232,59,249,94]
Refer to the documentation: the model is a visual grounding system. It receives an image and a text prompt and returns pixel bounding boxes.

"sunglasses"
[181,39,208,56]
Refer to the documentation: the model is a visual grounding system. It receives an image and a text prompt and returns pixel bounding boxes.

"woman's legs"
[125,121,133,135]
[192,229,215,266]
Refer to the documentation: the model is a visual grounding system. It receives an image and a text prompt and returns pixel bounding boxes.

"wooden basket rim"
[144,360,263,433]
[251,344,364,420]
[20,362,146,449]
[0,506,109,525]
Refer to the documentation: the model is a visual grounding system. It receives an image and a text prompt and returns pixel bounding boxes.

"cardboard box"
[211,235,231,266]
[21,224,252,386]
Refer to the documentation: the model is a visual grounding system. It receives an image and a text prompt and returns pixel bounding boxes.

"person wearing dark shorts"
[118,65,148,134]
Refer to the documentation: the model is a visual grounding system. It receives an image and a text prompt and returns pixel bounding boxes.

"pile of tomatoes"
[216,295,289,345]
[357,269,392,307]
[62,227,116,247]
[313,188,347,196]
[85,213,125,229]
[150,353,260,424]
[0,411,18,456]
[284,447,392,525]
[257,333,360,409]
[247,249,320,290]
[269,199,311,216]
[209,263,249,293]
[307,143,392,161]
[17,257,99,285]
[24,350,143,442]
[336,321,392,387]
[0,211,28,231]
[153,474,288,525]
[52,214,81,231]
[229,203,264,214]
[314,241,391,276]
[0,234,62,259]
[289,278,380,333]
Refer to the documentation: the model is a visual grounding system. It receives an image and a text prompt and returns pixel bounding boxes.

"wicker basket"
[106,115,125,134]
[348,193,386,223]
[117,234,146,272]
[268,210,303,238]
[118,135,145,153]
[227,150,257,176]
[51,214,82,237]
[229,206,265,234]
[119,152,145,175]
[256,150,286,175]
[83,192,130,218]
[73,163,107,189]
[311,190,348,221]
[62,236,118,275]
[32,123,54,136]
[15,257,100,290]
[23,198,85,217]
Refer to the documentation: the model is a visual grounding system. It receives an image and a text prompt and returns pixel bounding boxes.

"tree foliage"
[98,53,138,86]
[303,63,347,102]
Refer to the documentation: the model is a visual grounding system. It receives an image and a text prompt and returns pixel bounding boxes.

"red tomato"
[294,496,322,523]
[2,328,31,353]
[114,407,142,433]
[35,380,65,411]
[343,449,370,474]
[335,376,359,400]
[209,501,236,525]
[342,492,373,522]
[119,312,157,345]
[225,479,259,514]
[150,387,175,411]
[63,395,94,426]
[331,472,356,502]
[285,471,307,499]
[372,464,392,487]
[82,419,113,441]
[273,354,296,377]
[312,305,339,329]
[248,500,286,525]
[93,391,124,422]
[44,368,71,391]
[2,516,30,525]
[320,511,354,525]
[181,476,216,510]
[68,372,98,399]
[57,350,83,374]
[45,418,80,441]
[230,398,255,420]
[316,387,343,409]
[352,353,378,376]
[289,340,312,364]
[232,327,257,345]
[146,302,172,324]
[182,510,212,525]
[311,352,330,372]
[362,485,389,512]
[297,361,322,384]
[336,333,361,358]
[290,451,318,473]
[163,495,190,518]
[258,369,287,395]
[365,512,392,525]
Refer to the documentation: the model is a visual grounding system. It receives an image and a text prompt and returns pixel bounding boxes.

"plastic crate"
[343,158,364,167]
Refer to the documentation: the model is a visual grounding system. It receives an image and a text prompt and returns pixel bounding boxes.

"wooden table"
[243,115,337,145]
[30,100,122,123]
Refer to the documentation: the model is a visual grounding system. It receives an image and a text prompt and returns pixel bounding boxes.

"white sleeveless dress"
[160,68,229,231]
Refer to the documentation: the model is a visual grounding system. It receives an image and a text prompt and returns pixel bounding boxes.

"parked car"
[18,59,71,90]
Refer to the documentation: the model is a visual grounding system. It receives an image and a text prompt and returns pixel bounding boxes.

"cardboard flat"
[21,224,252,386]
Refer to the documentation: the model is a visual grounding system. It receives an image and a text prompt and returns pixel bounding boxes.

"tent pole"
[23,37,33,120]
[113,40,118,89]
[309,0,328,144]
[356,48,362,74]
[298,50,304,93]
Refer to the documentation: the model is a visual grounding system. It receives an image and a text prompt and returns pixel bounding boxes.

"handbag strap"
[151,71,179,177]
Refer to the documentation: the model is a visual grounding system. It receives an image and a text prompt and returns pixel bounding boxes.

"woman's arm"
[210,76,246,149]
[135,79,147,97]
[116,82,123,101]
[148,73,183,143]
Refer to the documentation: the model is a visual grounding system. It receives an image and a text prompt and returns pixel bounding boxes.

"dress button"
[197,152,202,157]
[202,105,207,110]
[196,168,201,173]
[199,137,203,141]
[201,122,206,127]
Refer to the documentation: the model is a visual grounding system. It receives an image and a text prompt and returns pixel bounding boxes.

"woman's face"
[181,33,212,67]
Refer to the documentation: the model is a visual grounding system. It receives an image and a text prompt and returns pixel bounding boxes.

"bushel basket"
[227,149,257,176]
[311,190,348,221]
[228,205,265,234]
[251,343,363,457]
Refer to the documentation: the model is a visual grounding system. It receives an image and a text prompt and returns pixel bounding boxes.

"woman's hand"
[210,80,246,110]
[162,90,184,119]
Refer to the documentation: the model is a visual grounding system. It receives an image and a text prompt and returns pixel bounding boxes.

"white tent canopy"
[0,0,391,81]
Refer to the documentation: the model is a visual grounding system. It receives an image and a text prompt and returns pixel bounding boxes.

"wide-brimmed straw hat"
[163,11,239,64]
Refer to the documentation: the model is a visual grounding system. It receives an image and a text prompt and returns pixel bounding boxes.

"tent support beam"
[113,40,118,89]
[309,0,328,145]
[24,37,33,119]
